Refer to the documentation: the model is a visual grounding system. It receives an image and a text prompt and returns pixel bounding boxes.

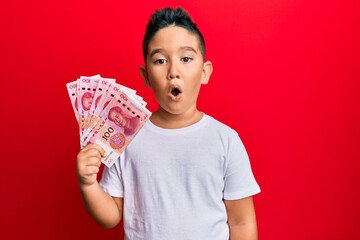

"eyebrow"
[149,46,198,57]
[180,46,197,54]
[149,48,163,57]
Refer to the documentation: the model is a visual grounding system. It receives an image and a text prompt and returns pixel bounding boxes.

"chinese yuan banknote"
[81,78,116,145]
[81,82,132,146]
[66,81,79,121]
[66,74,151,167]
[77,75,101,135]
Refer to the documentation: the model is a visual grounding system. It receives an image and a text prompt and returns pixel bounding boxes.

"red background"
[1,0,359,239]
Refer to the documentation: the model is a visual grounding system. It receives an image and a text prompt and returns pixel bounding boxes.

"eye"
[154,58,167,64]
[181,56,193,63]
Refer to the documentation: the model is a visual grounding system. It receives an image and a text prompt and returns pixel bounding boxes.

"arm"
[224,196,258,240]
[77,143,123,228]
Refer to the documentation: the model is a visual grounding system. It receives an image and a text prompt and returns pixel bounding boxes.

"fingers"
[83,156,101,167]
[78,144,106,163]
[76,143,106,186]
[77,152,102,168]
[82,165,100,176]
[81,143,106,157]
[77,143,105,166]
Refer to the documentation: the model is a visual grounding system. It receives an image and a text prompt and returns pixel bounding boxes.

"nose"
[167,61,180,80]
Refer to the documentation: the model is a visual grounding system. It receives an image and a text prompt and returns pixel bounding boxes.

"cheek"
[149,68,165,80]
[182,64,203,78]
[148,72,166,89]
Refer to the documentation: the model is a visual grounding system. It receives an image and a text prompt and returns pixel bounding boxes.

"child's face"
[141,25,212,116]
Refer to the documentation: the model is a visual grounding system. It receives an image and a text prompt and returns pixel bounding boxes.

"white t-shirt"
[100,114,260,240]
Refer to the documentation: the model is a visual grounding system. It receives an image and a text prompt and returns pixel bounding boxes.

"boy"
[76,7,260,239]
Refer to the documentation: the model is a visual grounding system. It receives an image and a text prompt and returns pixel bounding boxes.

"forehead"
[148,25,201,53]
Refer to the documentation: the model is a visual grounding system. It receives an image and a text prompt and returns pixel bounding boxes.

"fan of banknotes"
[66,74,151,167]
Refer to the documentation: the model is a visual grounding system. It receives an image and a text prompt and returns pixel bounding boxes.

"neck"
[150,107,204,129]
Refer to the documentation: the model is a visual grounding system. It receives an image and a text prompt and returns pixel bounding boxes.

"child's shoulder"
[203,114,239,138]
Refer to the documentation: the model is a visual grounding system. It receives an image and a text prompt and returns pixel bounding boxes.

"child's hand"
[76,143,106,187]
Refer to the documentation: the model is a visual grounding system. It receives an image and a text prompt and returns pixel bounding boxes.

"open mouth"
[171,88,182,97]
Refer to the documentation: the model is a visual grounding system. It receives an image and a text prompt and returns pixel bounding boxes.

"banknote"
[82,77,115,139]
[81,82,123,146]
[80,82,144,147]
[66,74,151,167]
[89,89,151,167]
[77,75,101,135]
[66,80,79,121]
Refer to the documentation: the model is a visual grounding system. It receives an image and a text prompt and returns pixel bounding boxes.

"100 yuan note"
[77,75,100,135]
[82,77,115,138]
[89,90,151,167]
[80,82,140,146]
[80,82,122,146]
[66,80,79,121]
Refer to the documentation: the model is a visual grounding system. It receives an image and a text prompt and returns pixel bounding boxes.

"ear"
[139,66,151,88]
[201,61,213,85]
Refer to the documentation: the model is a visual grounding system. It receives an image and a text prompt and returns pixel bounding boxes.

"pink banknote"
[90,90,151,167]
[66,80,79,121]
[80,82,143,147]
[76,75,101,135]
[81,82,123,146]
[82,77,115,139]
[66,74,152,167]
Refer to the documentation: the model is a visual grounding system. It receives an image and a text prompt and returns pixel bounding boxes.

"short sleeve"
[99,153,124,198]
[223,135,261,200]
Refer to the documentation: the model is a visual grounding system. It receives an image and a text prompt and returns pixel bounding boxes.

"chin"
[160,105,194,116]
